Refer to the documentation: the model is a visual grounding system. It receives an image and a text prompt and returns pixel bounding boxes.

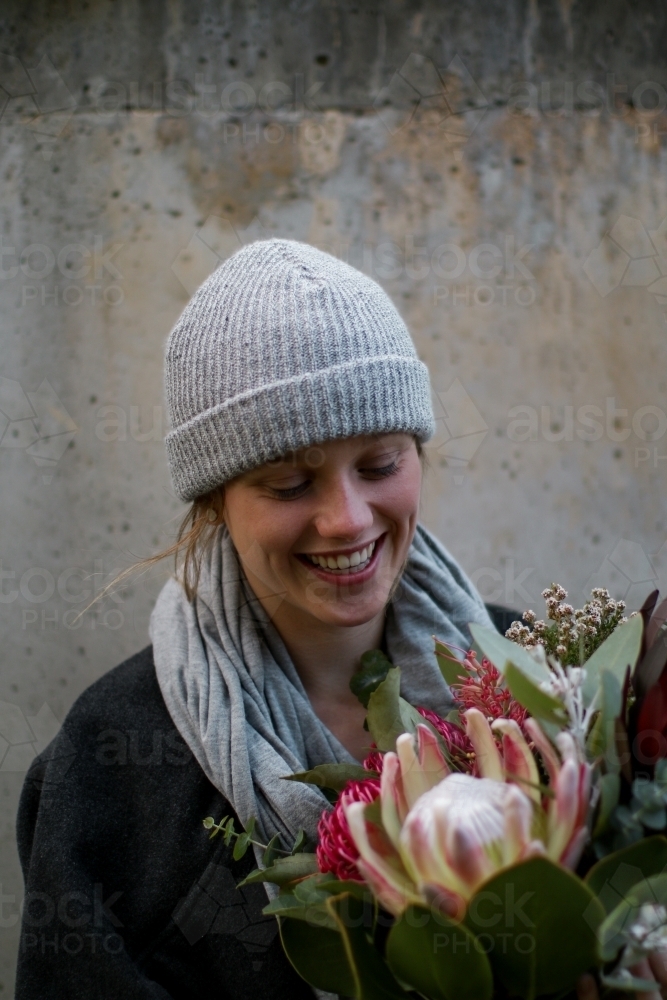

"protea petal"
[523,717,561,782]
[380,753,406,848]
[546,756,580,861]
[344,800,419,916]
[399,773,535,904]
[445,820,498,889]
[492,718,541,804]
[398,799,469,898]
[502,783,535,865]
[396,726,448,809]
[464,708,504,781]
[416,724,451,784]
[560,825,588,870]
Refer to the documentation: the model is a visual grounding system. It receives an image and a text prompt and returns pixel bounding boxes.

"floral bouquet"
[206,586,667,999]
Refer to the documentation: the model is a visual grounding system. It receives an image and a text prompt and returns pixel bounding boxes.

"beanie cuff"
[166,356,435,502]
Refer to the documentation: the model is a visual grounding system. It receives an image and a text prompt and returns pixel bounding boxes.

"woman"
[15,240,657,999]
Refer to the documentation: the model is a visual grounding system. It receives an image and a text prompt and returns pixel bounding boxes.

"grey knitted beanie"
[165,239,435,502]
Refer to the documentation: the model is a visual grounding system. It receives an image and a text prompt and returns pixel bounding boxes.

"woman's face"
[222,433,422,628]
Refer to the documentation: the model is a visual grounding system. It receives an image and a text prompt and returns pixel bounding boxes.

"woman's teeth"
[306,540,376,573]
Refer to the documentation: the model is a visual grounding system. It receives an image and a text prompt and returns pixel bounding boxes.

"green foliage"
[581,614,643,706]
[279,911,358,995]
[232,816,256,860]
[366,668,405,751]
[386,906,493,1000]
[469,624,552,684]
[585,835,667,904]
[291,829,308,854]
[597,872,667,962]
[284,762,377,792]
[586,669,622,762]
[237,852,319,887]
[434,638,465,687]
[593,772,621,839]
[502,660,567,725]
[262,834,282,867]
[350,649,394,707]
[600,762,667,852]
[270,878,409,999]
[464,857,604,1000]
[325,894,411,999]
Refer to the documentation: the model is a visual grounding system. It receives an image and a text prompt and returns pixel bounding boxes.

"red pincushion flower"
[316,778,381,881]
[415,706,473,766]
[362,708,473,775]
[363,749,384,773]
[453,653,528,730]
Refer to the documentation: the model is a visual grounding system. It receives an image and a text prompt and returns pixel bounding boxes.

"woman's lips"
[296,534,385,585]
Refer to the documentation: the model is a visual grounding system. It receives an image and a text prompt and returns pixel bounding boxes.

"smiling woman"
[15,240,493,999]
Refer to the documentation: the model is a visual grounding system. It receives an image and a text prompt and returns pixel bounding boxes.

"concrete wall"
[1,0,667,989]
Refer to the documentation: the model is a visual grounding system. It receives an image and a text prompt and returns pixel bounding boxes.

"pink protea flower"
[345,716,591,917]
[316,777,381,881]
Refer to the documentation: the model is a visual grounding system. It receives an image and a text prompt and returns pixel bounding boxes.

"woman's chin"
[301,592,390,628]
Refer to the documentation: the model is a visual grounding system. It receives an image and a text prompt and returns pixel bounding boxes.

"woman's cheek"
[376,469,421,525]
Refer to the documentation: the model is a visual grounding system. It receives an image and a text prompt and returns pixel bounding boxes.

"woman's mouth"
[296,534,385,583]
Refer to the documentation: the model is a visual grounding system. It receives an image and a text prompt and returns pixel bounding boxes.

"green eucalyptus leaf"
[503,661,567,725]
[263,895,338,931]
[366,667,405,751]
[585,835,667,904]
[587,669,622,765]
[316,879,375,901]
[592,772,621,838]
[236,852,319,888]
[291,829,308,855]
[232,833,250,860]
[325,893,411,999]
[464,857,603,999]
[469,623,551,684]
[386,905,493,1000]
[279,914,357,995]
[642,808,667,830]
[399,697,427,734]
[284,762,376,791]
[598,872,667,962]
[581,614,643,706]
[434,638,466,687]
[262,833,283,867]
[350,649,394,708]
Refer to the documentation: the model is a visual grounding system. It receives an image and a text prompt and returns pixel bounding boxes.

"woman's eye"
[268,481,310,499]
[362,460,399,478]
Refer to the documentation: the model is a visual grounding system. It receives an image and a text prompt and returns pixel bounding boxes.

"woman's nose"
[312,477,374,540]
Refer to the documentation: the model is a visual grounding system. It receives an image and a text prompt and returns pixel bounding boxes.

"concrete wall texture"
[1,0,667,989]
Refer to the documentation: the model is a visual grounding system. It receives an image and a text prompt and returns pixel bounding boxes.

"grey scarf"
[149,523,492,848]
